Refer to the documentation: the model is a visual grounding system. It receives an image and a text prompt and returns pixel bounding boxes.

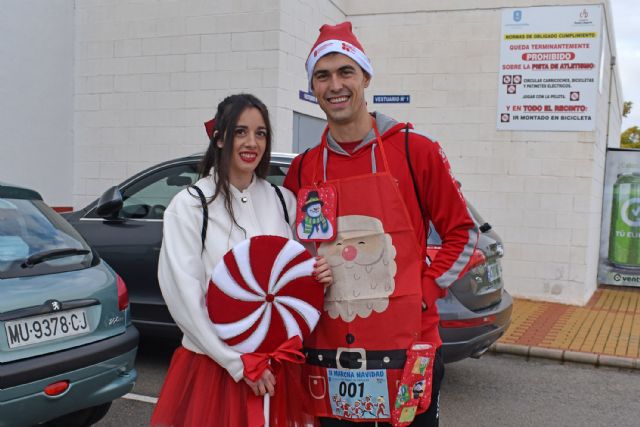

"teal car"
[0,183,138,427]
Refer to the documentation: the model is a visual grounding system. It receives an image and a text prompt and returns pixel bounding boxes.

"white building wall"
[0,0,74,207]
[345,0,622,305]
[276,0,345,148]
[73,0,283,207]
[73,0,347,208]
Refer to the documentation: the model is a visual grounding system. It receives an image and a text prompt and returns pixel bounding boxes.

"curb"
[489,343,640,370]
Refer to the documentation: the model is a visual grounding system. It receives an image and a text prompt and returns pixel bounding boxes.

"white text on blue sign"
[373,95,410,104]
[299,90,318,104]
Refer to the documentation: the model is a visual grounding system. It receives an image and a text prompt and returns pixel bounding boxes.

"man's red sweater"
[284,112,478,347]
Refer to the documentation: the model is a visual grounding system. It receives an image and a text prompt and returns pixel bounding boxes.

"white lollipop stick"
[264,393,270,427]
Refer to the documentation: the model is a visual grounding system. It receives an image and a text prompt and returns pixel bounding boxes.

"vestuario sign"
[497,5,602,131]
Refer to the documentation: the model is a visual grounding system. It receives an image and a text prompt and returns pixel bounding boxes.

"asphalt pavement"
[97,351,640,426]
[95,284,640,425]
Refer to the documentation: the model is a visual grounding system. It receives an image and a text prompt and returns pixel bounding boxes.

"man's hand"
[243,369,276,396]
[313,256,333,289]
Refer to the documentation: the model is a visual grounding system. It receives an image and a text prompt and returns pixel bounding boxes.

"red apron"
[302,122,424,423]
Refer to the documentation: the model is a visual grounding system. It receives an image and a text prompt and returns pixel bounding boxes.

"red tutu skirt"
[150,347,316,427]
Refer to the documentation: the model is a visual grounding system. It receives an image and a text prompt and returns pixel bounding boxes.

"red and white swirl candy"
[207,235,324,354]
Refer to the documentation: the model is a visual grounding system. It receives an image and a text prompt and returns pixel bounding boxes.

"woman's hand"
[243,369,276,397]
[313,256,333,289]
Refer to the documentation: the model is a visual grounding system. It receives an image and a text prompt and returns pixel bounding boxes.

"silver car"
[430,204,512,362]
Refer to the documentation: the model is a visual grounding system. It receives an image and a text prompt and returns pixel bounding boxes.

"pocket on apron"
[391,342,436,426]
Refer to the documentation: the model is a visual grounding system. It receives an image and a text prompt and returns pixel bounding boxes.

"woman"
[151,93,331,427]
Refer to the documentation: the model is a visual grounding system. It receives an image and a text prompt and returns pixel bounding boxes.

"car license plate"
[4,308,90,349]
[487,262,501,283]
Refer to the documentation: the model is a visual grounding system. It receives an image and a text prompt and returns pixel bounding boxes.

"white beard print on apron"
[319,215,397,322]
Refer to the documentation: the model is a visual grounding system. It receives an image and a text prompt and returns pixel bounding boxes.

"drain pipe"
[605,55,616,148]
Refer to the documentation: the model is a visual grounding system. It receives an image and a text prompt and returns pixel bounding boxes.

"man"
[284,22,478,426]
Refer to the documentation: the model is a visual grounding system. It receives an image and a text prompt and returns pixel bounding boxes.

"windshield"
[0,198,94,278]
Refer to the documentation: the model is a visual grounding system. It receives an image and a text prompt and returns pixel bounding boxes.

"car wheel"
[45,402,112,427]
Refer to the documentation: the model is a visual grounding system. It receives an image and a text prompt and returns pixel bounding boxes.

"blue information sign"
[373,95,410,104]
[299,90,318,104]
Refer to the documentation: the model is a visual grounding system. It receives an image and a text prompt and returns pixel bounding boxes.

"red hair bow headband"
[204,118,216,140]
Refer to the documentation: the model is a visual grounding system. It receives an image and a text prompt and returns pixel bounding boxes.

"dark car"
[0,182,138,427]
[63,153,511,363]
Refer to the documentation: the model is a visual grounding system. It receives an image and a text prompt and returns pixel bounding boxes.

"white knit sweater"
[158,174,296,381]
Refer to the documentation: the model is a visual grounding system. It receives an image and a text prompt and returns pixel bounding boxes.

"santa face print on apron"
[301,120,427,423]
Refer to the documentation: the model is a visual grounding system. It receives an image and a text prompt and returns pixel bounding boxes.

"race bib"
[296,185,337,242]
[327,368,390,421]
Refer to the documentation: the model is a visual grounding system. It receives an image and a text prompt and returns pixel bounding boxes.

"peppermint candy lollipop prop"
[207,235,324,426]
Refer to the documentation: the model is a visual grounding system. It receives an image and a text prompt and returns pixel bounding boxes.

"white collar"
[229,174,256,196]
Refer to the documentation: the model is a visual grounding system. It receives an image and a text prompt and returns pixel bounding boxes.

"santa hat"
[305,21,373,89]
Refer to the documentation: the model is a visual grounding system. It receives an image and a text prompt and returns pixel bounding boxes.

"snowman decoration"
[297,191,334,240]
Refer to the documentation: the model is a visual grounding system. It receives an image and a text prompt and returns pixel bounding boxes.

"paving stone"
[563,350,598,365]
[492,288,640,369]
[598,355,637,370]
[529,346,564,361]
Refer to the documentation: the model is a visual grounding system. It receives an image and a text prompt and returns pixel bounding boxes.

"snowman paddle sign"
[295,186,337,242]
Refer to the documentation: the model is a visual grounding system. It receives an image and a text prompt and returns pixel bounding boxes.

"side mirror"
[95,186,123,219]
[479,222,492,233]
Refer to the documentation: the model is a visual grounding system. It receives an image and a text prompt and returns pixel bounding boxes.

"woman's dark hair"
[197,93,272,233]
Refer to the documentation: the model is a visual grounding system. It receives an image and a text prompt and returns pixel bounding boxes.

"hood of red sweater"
[325,112,412,156]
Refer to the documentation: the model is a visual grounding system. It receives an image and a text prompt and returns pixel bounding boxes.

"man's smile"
[328,95,350,104]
